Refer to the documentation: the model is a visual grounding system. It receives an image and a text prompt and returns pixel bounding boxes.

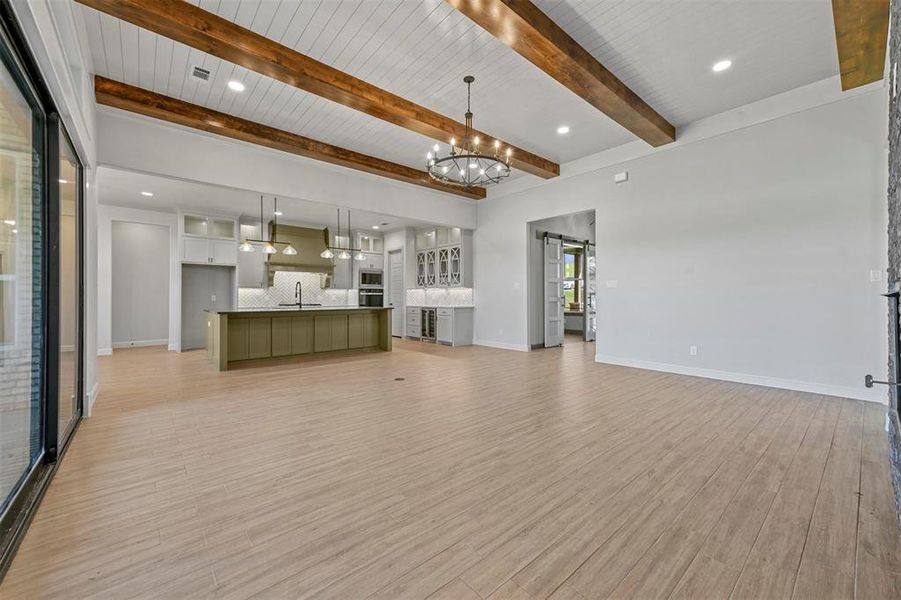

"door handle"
[865,375,901,388]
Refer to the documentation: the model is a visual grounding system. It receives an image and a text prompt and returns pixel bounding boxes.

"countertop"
[406,305,474,309]
[205,306,393,314]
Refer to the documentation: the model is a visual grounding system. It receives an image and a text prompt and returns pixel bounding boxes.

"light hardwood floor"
[2,337,900,599]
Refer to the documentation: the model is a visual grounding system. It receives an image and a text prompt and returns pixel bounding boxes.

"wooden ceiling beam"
[446,0,675,147]
[76,0,559,180]
[832,0,890,90]
[94,76,485,201]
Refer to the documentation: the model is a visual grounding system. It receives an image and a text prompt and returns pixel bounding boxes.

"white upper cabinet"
[183,215,236,240]
[179,212,237,265]
[415,227,471,288]
[355,232,383,254]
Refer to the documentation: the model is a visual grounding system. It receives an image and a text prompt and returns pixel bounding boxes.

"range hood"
[267,223,333,286]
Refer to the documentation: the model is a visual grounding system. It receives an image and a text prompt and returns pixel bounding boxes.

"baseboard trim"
[112,339,168,349]
[168,343,180,352]
[595,354,888,404]
[86,381,100,416]
[473,339,531,352]
[97,348,112,356]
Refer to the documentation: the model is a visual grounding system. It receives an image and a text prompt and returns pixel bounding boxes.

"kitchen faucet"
[295,280,302,306]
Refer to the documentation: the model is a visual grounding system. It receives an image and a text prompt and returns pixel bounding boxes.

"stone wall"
[887,0,901,523]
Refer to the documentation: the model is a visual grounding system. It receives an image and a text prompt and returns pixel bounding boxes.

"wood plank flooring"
[2,337,900,599]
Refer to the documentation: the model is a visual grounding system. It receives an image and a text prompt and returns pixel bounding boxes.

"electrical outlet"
[605,280,618,288]
[870,270,883,282]
[689,346,698,356]
[614,171,628,183]
[211,294,217,302]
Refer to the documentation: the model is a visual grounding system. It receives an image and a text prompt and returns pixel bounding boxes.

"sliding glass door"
[0,2,84,576]
[0,16,44,514]
[57,128,81,446]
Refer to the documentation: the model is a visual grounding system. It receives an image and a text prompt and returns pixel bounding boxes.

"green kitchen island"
[204,306,392,371]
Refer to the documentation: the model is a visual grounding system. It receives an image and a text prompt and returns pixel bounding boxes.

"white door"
[544,237,565,347]
[388,249,404,337]
[182,237,210,263]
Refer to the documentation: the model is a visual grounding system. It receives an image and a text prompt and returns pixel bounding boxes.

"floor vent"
[192,66,210,81]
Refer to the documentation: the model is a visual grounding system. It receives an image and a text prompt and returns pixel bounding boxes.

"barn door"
[544,236,565,347]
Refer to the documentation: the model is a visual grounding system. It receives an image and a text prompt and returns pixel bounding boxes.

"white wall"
[110,221,170,347]
[95,109,478,230]
[97,206,179,355]
[475,85,888,402]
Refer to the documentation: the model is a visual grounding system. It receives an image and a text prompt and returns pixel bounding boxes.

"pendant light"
[239,201,256,252]
[350,210,365,261]
[321,209,337,259]
[338,209,351,261]
[240,195,297,254]
[321,207,365,260]
[275,198,297,255]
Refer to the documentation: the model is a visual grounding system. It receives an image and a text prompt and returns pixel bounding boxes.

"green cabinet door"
[271,317,292,357]
[363,313,380,347]
[227,319,249,361]
[291,317,314,354]
[329,315,348,350]
[247,318,272,359]
[348,314,364,349]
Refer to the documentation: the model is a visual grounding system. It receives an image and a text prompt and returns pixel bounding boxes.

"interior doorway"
[527,210,596,349]
[387,248,404,337]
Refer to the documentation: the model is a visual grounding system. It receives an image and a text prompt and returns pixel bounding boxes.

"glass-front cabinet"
[183,214,236,239]
[179,212,237,265]
[415,226,471,288]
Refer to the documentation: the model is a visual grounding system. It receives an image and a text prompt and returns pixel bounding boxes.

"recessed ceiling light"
[371,225,379,230]
[141,191,154,197]
[227,80,245,92]
[273,210,283,216]
[58,178,68,184]
[712,59,732,73]
[557,125,570,135]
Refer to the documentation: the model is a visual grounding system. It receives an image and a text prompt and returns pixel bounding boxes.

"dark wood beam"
[76,0,559,180]
[94,76,485,201]
[832,0,889,90]
[446,0,675,147]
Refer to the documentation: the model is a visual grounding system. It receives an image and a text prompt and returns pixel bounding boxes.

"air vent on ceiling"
[192,66,210,81]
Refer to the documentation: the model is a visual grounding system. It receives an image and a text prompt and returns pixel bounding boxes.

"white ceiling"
[96,166,429,231]
[80,0,840,181]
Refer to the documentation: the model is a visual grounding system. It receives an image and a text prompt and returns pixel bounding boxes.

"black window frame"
[0,0,85,580]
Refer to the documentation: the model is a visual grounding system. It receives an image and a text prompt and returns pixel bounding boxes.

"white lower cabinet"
[406,307,421,338]
[407,306,472,346]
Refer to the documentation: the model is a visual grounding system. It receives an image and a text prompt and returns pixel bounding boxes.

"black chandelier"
[426,75,512,188]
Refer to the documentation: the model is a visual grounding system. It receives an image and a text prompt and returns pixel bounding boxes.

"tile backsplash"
[239,271,357,308]
[405,287,473,307]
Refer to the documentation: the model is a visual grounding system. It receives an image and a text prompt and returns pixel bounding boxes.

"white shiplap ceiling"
[80,0,840,180]
[97,166,430,230]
